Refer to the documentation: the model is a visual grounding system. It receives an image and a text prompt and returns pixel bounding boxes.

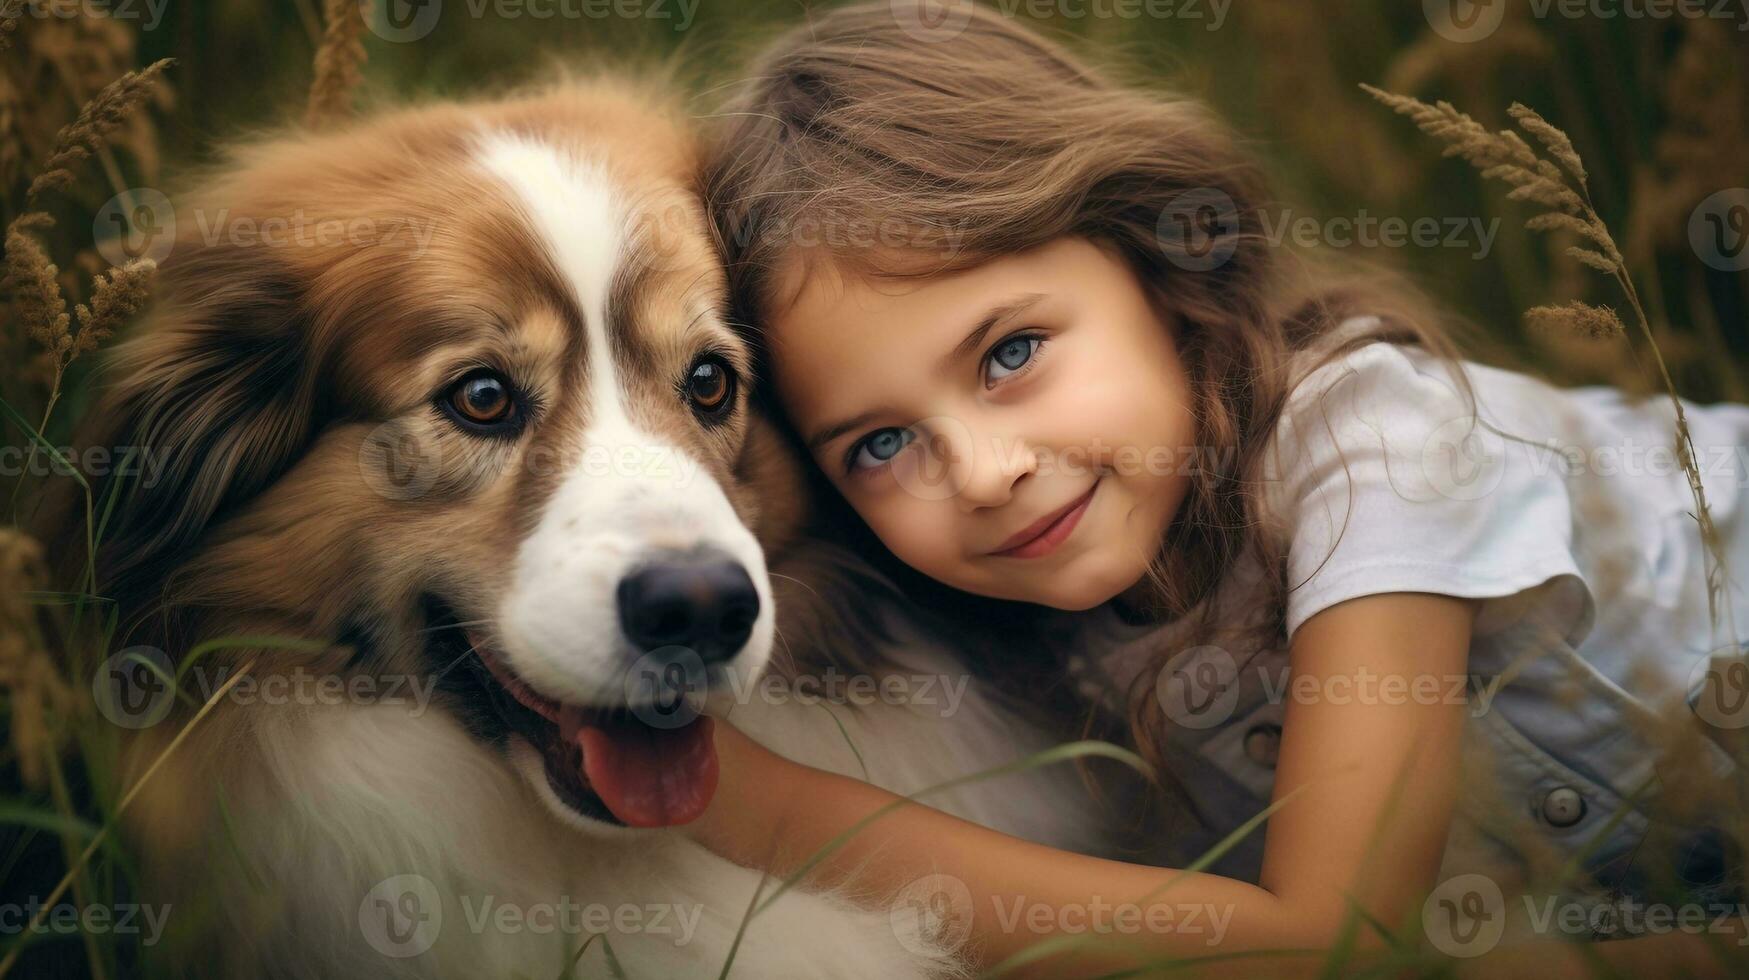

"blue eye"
[848,427,914,472]
[985,335,1042,384]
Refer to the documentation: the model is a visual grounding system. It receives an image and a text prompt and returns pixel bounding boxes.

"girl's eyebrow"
[806,292,1047,454]
[935,293,1045,375]
[807,409,883,453]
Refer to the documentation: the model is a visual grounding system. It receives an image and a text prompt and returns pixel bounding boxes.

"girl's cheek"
[867,498,956,569]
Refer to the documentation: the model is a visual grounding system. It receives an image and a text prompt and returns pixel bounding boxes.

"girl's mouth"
[989,479,1099,559]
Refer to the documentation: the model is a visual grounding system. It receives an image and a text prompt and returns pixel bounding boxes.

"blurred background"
[5,0,1746,440]
[1,0,1746,976]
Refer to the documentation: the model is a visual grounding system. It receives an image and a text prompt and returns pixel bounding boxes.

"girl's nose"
[953,425,1038,513]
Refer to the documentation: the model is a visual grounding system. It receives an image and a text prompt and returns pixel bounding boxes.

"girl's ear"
[49,232,325,607]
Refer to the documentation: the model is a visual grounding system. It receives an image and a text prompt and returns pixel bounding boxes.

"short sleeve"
[1267,341,1584,640]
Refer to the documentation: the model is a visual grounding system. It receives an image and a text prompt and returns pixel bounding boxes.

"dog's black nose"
[616,551,760,663]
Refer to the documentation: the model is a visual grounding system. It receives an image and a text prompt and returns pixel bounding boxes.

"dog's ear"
[49,233,324,607]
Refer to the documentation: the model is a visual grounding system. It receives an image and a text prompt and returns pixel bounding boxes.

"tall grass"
[1,2,1744,978]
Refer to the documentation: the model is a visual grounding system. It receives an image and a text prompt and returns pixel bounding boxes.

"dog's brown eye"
[444,371,518,429]
[685,357,735,419]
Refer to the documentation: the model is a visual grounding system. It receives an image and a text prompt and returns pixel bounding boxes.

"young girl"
[687,2,1748,972]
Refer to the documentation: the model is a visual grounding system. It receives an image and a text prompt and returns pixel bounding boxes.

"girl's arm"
[690,592,1477,977]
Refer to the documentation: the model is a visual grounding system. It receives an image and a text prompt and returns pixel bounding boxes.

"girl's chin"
[989,560,1141,612]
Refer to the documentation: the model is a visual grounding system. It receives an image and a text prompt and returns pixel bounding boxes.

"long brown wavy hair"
[702,0,1480,816]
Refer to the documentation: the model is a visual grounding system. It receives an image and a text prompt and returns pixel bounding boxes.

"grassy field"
[2,0,1746,976]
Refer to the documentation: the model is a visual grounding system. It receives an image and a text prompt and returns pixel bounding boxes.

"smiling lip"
[990,481,1099,559]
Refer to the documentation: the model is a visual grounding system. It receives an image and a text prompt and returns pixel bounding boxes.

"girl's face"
[766,237,1198,610]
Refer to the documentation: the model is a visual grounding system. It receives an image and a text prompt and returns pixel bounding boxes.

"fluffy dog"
[47,77,1104,978]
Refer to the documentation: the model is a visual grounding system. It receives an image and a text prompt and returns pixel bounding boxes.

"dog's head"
[63,79,808,831]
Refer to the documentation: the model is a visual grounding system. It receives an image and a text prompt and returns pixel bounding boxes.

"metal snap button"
[1541,786,1586,827]
[1243,723,1282,768]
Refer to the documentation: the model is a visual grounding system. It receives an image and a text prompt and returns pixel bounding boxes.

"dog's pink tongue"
[569,711,717,828]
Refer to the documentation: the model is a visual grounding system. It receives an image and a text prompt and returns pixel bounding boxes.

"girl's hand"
[686,717,805,862]
[679,593,1482,979]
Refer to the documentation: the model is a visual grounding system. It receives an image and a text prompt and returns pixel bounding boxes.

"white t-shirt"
[1266,328,1746,683]
[1076,320,1749,900]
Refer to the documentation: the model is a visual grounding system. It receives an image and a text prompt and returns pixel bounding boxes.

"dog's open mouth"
[431,604,719,828]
